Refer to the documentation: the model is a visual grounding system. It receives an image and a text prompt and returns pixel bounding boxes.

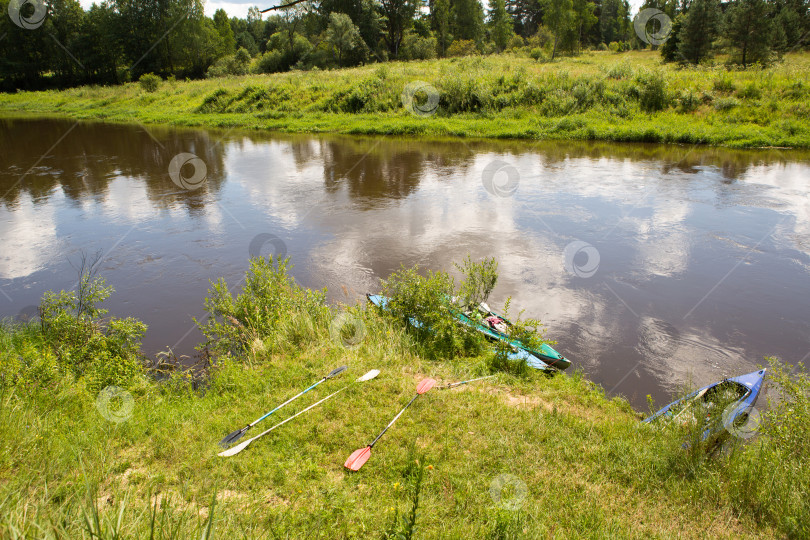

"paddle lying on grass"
[219,365,348,448]
[219,369,380,458]
[344,378,437,471]
[440,375,496,389]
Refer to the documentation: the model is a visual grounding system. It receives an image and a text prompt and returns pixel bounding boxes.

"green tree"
[571,0,597,51]
[326,12,364,65]
[453,0,485,43]
[724,0,775,66]
[380,0,416,57]
[433,0,452,55]
[676,0,720,64]
[489,0,514,51]
[213,8,236,56]
[542,0,573,59]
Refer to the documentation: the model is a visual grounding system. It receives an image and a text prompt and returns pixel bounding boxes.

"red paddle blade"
[416,378,437,394]
[344,446,372,471]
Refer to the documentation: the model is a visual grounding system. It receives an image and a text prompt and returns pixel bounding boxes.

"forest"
[1,0,808,91]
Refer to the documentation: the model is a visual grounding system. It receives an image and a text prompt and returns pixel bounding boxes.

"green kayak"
[447,301,571,370]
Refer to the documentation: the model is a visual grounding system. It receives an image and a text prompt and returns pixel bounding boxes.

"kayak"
[643,368,767,442]
[366,294,553,371]
[447,302,571,370]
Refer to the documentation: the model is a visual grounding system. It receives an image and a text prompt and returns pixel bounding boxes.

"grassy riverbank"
[1,257,808,538]
[2,51,810,148]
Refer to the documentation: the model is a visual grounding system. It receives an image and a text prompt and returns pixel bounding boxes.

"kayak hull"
[366,294,554,371]
[448,305,571,370]
[644,368,767,442]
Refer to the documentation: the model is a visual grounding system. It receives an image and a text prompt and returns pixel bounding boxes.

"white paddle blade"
[218,438,251,457]
[357,369,380,382]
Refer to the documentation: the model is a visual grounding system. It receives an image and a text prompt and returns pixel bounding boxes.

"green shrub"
[605,61,633,79]
[401,34,438,61]
[447,40,478,57]
[198,256,329,358]
[678,90,701,112]
[608,42,621,53]
[507,35,525,50]
[737,83,762,100]
[207,47,252,78]
[138,73,161,93]
[635,70,670,113]
[714,97,740,111]
[713,75,737,93]
[529,47,546,61]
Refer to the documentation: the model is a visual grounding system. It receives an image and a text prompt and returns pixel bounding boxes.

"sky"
[79,0,646,20]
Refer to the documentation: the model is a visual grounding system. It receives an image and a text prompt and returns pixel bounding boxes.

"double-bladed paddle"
[219,369,380,457]
[440,374,496,389]
[344,378,437,471]
[219,365,348,448]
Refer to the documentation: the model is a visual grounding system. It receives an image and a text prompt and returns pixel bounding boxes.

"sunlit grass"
[2,51,810,148]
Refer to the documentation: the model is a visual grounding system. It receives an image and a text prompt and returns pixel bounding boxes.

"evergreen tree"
[724,0,775,65]
[453,0,486,43]
[489,0,514,51]
[433,0,452,55]
[676,0,720,63]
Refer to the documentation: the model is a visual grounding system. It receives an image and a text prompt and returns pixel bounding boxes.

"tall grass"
[3,51,810,147]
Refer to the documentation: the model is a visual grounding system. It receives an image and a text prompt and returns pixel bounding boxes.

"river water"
[2,118,809,408]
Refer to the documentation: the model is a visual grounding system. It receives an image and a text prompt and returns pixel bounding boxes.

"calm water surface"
[2,118,809,408]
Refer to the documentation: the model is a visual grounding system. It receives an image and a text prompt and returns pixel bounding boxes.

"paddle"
[440,375,496,389]
[672,387,710,423]
[219,369,380,457]
[219,365,348,448]
[344,378,437,471]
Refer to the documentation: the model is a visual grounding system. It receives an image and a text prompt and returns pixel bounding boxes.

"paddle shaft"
[250,377,326,426]
[369,393,420,448]
[442,375,496,389]
[254,386,348,440]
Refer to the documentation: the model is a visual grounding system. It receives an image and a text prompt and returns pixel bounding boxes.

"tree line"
[1,0,808,91]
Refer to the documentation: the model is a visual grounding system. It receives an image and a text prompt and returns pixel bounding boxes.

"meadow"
[0,257,807,538]
[2,51,810,148]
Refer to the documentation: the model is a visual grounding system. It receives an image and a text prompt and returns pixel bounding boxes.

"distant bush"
[677,90,701,112]
[447,40,478,57]
[507,35,525,50]
[714,97,740,111]
[401,34,438,61]
[713,75,737,93]
[635,70,670,112]
[138,73,161,93]
[207,47,252,78]
[608,41,621,53]
[254,50,284,74]
[596,42,608,51]
[529,47,546,62]
[605,61,633,79]
[737,83,762,100]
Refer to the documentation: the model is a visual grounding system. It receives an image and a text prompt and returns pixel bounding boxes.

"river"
[2,117,809,408]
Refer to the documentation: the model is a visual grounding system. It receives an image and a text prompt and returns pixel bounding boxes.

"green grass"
[1,258,808,538]
[3,51,810,148]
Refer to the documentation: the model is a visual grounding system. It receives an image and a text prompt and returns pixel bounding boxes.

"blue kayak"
[644,368,767,441]
[366,294,552,371]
